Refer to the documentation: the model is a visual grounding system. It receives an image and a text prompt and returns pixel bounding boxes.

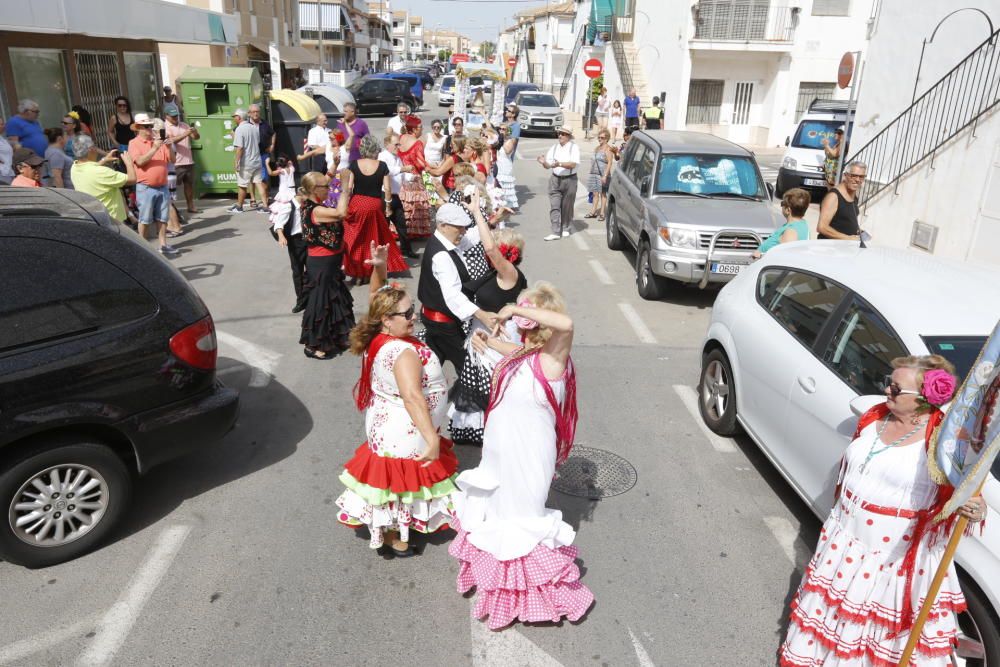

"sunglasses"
[882,375,920,398]
[389,305,415,320]
[845,173,867,180]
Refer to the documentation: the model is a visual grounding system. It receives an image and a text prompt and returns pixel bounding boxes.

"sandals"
[584,212,598,219]
[166,230,185,238]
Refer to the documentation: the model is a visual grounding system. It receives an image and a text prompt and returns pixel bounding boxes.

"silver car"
[605,131,782,299]
[514,91,564,137]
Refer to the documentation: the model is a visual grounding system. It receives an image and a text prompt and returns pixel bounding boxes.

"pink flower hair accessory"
[921,369,957,406]
[512,299,539,330]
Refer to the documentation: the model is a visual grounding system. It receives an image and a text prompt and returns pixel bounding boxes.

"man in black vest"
[418,203,497,372]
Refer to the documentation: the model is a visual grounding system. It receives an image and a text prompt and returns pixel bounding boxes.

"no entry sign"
[837,51,855,89]
[507,56,517,68]
[583,58,603,79]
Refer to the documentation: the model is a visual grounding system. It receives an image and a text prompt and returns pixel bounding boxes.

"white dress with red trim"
[448,361,594,630]
[335,338,458,548]
[780,420,966,667]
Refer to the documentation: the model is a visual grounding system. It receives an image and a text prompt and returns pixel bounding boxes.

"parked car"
[505,82,539,106]
[0,188,239,568]
[438,74,456,106]
[372,72,423,107]
[605,130,781,300]
[697,241,1000,666]
[776,98,855,199]
[402,67,435,90]
[513,91,564,136]
[346,76,417,116]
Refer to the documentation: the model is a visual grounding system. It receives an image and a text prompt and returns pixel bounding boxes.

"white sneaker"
[543,234,561,241]
[561,230,570,237]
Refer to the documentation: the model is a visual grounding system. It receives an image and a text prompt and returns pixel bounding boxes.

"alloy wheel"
[702,359,730,421]
[9,464,109,547]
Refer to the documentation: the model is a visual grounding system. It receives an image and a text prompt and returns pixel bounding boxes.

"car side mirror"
[784,136,790,147]
[766,182,775,199]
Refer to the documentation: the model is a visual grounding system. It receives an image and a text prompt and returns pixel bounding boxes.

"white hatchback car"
[698,240,1000,665]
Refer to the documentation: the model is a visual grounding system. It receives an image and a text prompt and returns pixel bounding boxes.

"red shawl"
[353,333,427,411]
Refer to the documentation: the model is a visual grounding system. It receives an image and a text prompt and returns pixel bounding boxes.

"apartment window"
[686,79,724,125]
[796,82,836,118]
[695,0,770,40]
[812,0,850,16]
[9,48,71,129]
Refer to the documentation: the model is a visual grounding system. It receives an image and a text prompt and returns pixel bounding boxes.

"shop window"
[124,53,159,115]
[8,48,71,129]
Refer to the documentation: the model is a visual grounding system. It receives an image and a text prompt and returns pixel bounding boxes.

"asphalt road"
[0,96,819,667]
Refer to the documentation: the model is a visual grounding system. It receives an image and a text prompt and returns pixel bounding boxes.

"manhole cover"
[553,446,637,499]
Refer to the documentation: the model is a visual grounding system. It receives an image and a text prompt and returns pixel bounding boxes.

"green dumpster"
[177,67,264,196]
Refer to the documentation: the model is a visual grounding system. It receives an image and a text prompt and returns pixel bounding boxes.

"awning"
[244,39,318,68]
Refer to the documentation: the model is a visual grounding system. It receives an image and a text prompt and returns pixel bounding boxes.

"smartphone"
[159,129,166,141]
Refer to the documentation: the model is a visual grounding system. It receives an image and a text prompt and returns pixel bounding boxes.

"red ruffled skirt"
[341,194,408,279]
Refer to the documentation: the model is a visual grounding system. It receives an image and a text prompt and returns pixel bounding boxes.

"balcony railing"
[693,2,797,43]
[300,28,349,42]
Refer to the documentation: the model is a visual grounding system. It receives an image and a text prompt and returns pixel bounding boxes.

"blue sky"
[386,0,544,43]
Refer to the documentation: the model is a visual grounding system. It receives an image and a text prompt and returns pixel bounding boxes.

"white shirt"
[430,229,478,321]
[378,148,404,195]
[307,125,330,150]
[325,144,348,174]
[387,115,406,136]
[546,141,580,177]
[0,136,14,181]
[271,197,302,236]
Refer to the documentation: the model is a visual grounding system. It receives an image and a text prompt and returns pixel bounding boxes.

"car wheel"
[699,348,739,436]
[0,439,132,568]
[635,238,667,300]
[956,577,1000,667]
[606,202,625,251]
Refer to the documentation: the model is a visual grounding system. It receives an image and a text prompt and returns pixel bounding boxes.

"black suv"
[0,188,239,567]
[347,76,418,116]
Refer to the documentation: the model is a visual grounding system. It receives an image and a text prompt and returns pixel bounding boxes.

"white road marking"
[216,331,282,388]
[588,259,613,284]
[763,516,813,569]
[628,627,657,667]
[671,385,737,453]
[572,232,591,251]
[76,525,192,667]
[618,302,657,344]
[470,600,564,667]
[0,620,93,665]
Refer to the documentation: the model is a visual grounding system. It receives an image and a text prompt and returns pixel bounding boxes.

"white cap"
[435,202,474,228]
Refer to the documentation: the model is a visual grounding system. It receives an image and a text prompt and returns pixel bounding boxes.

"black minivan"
[0,188,239,567]
[347,76,418,116]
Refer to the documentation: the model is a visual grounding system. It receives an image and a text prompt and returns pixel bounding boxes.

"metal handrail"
[610,19,635,94]
[847,28,1000,207]
[557,25,587,102]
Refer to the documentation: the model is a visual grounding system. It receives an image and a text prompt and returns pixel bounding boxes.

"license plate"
[535,119,551,125]
[804,178,826,186]
[711,263,744,275]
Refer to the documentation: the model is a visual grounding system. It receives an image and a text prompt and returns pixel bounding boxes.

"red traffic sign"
[583,58,603,79]
[837,51,855,89]
[507,56,517,68]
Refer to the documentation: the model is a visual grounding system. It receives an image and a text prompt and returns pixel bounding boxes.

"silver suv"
[606,131,782,299]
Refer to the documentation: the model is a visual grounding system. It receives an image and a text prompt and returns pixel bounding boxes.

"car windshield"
[518,93,558,108]
[441,77,455,90]
[346,79,364,93]
[791,119,846,149]
[921,336,989,384]
[655,154,765,197]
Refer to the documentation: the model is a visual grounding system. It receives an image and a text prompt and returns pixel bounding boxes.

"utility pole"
[317,0,324,82]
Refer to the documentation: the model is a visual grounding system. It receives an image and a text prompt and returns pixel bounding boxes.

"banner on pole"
[931,319,1000,521]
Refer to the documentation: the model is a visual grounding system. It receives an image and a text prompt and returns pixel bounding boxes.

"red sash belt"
[421,305,456,323]
[843,488,920,519]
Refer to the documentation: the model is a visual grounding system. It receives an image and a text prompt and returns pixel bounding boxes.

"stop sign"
[583,58,603,79]
[507,56,517,68]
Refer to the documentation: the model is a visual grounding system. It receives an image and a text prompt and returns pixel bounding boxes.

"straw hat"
[556,125,574,138]
[131,112,155,131]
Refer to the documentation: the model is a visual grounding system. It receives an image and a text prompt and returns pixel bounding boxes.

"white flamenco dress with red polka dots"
[780,420,966,667]
[449,361,594,630]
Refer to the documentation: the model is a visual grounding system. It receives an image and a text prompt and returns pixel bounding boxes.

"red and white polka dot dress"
[779,420,966,667]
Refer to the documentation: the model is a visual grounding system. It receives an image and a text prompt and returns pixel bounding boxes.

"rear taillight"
[169,315,218,370]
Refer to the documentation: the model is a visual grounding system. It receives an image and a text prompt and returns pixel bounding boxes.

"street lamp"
[912,8,995,103]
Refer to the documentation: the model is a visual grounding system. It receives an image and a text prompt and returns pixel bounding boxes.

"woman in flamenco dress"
[449,281,595,629]
[396,115,434,238]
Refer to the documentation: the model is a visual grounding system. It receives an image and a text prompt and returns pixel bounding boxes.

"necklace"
[858,417,924,475]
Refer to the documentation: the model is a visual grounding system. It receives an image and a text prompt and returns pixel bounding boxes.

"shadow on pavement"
[178,262,224,281]
[174,227,242,249]
[114,362,309,542]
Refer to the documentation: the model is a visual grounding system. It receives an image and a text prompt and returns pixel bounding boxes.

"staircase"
[556,25,587,102]
[849,28,1000,208]
[612,40,651,103]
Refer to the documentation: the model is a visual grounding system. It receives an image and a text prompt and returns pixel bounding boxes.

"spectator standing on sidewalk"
[162,86,184,118]
[229,109,265,214]
[538,126,580,241]
[6,99,47,155]
[641,96,663,130]
[71,135,136,224]
[817,160,866,241]
[128,113,178,255]
[821,127,843,188]
[43,128,73,189]
[623,88,641,130]
[10,147,44,187]
[251,103,275,206]
[108,96,135,153]
[164,107,199,213]
[595,87,610,130]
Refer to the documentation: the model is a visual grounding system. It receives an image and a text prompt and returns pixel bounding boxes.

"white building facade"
[505,1,579,95]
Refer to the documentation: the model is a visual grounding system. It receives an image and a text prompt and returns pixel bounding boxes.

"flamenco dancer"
[449,192,526,445]
[780,354,988,667]
[449,282,594,630]
[341,134,408,283]
[335,241,459,556]
[397,115,434,239]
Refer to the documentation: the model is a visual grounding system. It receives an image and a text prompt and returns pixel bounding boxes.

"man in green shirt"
[70,134,136,223]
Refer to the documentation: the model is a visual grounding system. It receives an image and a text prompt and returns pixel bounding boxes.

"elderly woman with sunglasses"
[780,354,987,667]
[335,242,460,557]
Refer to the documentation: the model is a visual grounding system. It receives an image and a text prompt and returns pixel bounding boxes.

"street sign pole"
[835,51,861,184]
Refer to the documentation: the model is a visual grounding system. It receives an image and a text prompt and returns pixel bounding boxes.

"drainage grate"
[552,446,637,499]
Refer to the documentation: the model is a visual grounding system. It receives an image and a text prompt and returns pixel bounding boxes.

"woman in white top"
[608,100,623,142]
[424,119,447,166]
[595,87,610,130]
